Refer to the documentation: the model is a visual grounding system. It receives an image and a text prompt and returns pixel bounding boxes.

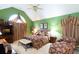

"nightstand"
[49,37,57,43]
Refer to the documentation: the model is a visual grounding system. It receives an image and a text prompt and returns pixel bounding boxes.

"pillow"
[62,36,76,43]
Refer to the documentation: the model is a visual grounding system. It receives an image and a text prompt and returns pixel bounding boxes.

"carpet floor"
[11,41,51,54]
[11,41,79,54]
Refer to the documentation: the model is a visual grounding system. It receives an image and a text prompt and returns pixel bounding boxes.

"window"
[9,14,26,23]
[40,23,48,29]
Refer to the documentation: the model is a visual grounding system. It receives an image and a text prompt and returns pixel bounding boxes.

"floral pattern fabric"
[24,35,49,49]
[49,37,76,54]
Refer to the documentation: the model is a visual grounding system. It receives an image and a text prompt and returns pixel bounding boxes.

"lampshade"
[0,31,2,35]
[16,13,23,23]
[0,28,2,35]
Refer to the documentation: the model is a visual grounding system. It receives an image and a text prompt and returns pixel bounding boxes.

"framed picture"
[44,23,48,29]
[40,23,48,29]
[40,23,44,29]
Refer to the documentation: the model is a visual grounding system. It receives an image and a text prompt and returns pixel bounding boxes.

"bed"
[23,29,49,49]
[23,35,49,49]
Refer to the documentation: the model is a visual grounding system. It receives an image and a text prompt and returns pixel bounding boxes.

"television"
[2,25,13,35]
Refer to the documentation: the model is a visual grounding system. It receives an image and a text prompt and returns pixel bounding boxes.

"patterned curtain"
[61,16,79,43]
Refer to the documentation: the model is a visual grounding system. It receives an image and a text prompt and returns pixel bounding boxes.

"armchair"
[49,37,76,54]
[49,16,78,54]
[0,39,12,54]
[0,44,12,54]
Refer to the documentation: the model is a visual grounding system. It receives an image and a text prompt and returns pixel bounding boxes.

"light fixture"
[0,32,2,35]
[16,19,22,23]
[9,14,26,23]
[0,28,2,35]
[32,27,38,34]
[16,13,23,23]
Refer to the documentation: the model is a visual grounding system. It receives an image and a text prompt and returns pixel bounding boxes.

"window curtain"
[61,16,79,43]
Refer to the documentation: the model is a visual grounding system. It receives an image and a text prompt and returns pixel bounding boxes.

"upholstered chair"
[49,37,76,54]
[49,16,78,54]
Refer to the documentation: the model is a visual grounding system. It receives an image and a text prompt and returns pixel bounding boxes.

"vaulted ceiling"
[0,4,79,21]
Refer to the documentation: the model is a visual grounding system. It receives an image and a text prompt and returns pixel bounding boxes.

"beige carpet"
[11,41,51,54]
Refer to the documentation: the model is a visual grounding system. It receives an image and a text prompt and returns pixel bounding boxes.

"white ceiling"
[0,4,79,21]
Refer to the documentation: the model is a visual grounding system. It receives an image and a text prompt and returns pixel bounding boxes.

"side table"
[49,37,57,43]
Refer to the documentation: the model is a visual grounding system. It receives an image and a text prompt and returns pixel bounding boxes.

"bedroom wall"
[33,12,79,38]
[0,7,33,35]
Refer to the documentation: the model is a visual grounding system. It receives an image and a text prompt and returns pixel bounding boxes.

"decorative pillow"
[62,36,76,43]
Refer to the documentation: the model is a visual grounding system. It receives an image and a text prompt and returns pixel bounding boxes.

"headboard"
[36,29,49,36]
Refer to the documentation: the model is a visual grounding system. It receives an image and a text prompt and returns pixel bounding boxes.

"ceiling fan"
[28,4,42,12]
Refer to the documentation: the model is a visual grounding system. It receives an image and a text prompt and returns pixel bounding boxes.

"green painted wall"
[33,12,79,35]
[0,7,33,35]
[1,7,79,35]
